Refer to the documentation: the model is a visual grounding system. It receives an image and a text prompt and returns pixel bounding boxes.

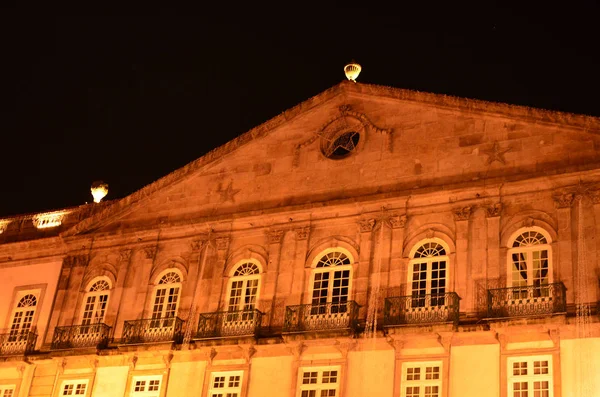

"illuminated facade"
[0,81,599,397]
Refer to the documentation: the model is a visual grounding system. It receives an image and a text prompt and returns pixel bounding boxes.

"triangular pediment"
[64,81,600,237]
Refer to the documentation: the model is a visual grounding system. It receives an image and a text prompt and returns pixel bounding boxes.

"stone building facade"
[0,80,599,397]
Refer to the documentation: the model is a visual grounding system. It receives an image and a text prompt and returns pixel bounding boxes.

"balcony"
[121,317,184,345]
[51,323,111,350]
[487,282,567,318]
[283,301,360,334]
[0,331,37,356]
[383,292,461,327]
[195,309,263,340]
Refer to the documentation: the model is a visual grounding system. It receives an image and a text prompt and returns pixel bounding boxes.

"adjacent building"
[0,80,599,397]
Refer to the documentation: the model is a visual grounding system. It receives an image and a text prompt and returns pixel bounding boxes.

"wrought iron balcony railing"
[51,323,111,350]
[283,301,360,333]
[487,282,567,318]
[0,331,37,356]
[383,292,461,326]
[195,309,263,339]
[121,317,184,345]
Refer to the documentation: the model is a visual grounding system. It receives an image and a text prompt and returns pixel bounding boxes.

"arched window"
[151,271,182,320]
[311,250,353,310]
[508,229,552,292]
[9,294,37,341]
[408,241,449,307]
[227,262,261,313]
[81,278,111,325]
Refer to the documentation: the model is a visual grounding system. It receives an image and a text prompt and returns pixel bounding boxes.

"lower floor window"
[131,375,162,397]
[508,355,553,397]
[209,371,243,397]
[401,361,442,397]
[0,387,14,397]
[61,380,88,396]
[298,366,341,397]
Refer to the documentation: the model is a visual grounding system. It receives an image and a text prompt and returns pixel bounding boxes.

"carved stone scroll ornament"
[294,226,310,241]
[215,237,230,251]
[452,206,472,221]
[358,218,376,233]
[63,255,90,269]
[190,239,206,252]
[267,230,285,244]
[286,342,306,360]
[119,249,132,262]
[486,203,503,218]
[553,193,574,209]
[388,214,407,229]
[143,245,157,260]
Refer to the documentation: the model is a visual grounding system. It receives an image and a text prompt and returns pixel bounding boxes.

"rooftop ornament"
[344,61,361,82]
[0,219,10,234]
[32,210,69,229]
[91,181,109,203]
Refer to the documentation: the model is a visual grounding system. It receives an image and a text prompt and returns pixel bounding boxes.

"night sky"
[2,6,599,217]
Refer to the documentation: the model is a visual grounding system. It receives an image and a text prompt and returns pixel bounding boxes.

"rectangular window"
[60,380,88,396]
[401,362,442,397]
[507,356,553,397]
[209,371,243,397]
[130,375,162,397]
[298,366,341,397]
[0,386,15,397]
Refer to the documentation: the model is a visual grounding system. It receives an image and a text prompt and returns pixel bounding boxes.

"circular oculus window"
[322,130,360,160]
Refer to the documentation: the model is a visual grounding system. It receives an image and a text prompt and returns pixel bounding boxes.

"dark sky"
[1,5,599,217]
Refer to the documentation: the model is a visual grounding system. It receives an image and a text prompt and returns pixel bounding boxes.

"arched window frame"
[506,227,553,288]
[150,269,183,320]
[308,247,355,306]
[8,292,38,340]
[80,276,112,325]
[225,259,263,313]
[407,238,451,301]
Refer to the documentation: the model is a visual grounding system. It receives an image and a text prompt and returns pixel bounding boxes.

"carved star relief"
[217,181,240,203]
[482,141,511,165]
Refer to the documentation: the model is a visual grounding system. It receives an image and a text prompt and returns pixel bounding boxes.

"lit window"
[0,386,15,397]
[228,262,261,312]
[209,371,243,397]
[81,279,111,325]
[401,362,442,397]
[130,375,162,397]
[408,241,449,307]
[152,271,182,320]
[298,367,340,397]
[311,250,352,310]
[60,380,88,396]
[9,293,38,341]
[508,229,552,291]
[507,356,553,397]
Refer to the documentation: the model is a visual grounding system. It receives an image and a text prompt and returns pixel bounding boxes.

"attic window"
[322,131,360,160]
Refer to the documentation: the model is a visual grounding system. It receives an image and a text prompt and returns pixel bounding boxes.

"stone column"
[109,248,132,337]
[292,226,310,305]
[591,191,600,303]
[138,245,158,318]
[179,239,205,316]
[553,193,574,305]
[452,206,472,313]
[45,255,88,344]
[265,229,285,330]
[388,215,407,297]
[355,219,376,309]
[207,237,230,312]
[484,203,502,314]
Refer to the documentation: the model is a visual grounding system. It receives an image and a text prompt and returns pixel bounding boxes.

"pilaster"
[452,206,472,313]
[553,193,574,305]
